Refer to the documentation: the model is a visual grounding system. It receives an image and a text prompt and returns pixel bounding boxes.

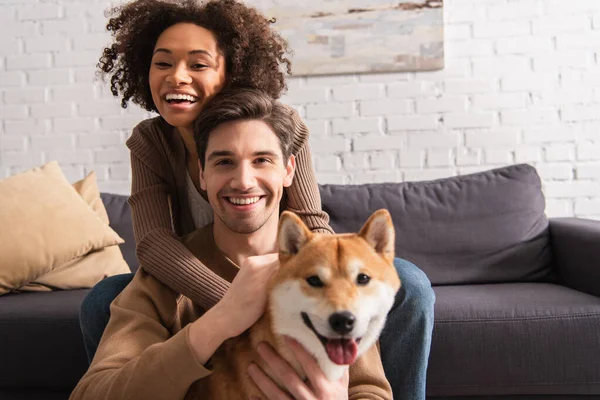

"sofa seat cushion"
[0,290,89,390]
[427,283,600,397]
[319,164,553,285]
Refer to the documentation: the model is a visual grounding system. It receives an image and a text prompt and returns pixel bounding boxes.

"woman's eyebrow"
[153,48,171,55]
[189,49,213,59]
[153,48,213,59]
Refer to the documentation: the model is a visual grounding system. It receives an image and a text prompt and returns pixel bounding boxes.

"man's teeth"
[229,197,260,205]
[165,93,197,102]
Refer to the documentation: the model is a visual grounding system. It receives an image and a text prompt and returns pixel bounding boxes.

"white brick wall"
[1,0,600,219]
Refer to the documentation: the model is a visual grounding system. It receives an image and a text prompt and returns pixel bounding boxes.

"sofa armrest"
[549,217,600,298]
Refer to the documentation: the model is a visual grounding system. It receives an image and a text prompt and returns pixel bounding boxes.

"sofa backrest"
[320,164,554,285]
[101,193,138,273]
[102,163,554,285]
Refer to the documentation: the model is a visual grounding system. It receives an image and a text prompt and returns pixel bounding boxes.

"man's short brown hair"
[194,88,296,166]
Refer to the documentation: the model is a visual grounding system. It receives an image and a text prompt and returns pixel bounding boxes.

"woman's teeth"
[165,93,197,102]
[228,197,260,205]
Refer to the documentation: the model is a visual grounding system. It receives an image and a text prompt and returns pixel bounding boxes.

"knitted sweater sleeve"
[127,122,229,309]
[285,105,334,234]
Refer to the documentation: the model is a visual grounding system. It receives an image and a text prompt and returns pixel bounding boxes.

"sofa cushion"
[427,283,600,396]
[0,162,124,295]
[320,164,554,285]
[0,289,89,390]
[101,193,138,273]
[73,171,111,225]
[19,172,131,292]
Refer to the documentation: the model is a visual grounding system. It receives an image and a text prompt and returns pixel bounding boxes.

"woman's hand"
[214,253,279,338]
[248,338,349,400]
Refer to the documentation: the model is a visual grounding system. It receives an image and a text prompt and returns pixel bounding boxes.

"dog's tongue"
[325,338,358,365]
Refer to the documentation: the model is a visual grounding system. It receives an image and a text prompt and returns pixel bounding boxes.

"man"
[70,88,434,400]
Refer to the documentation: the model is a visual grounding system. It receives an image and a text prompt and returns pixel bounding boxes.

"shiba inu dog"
[199,209,401,399]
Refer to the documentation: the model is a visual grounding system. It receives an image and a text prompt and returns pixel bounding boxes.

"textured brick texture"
[1,0,599,219]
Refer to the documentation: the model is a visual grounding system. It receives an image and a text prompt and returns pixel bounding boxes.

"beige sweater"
[126,112,332,310]
[70,226,392,400]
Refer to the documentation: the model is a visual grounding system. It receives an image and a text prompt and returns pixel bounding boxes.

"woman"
[81,0,331,361]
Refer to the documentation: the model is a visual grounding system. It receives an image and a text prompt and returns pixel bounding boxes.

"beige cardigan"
[70,226,392,400]
[126,112,332,310]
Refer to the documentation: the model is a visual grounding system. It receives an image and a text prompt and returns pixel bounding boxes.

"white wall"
[1,0,599,218]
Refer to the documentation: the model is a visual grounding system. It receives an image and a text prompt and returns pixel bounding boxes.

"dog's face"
[268,210,401,380]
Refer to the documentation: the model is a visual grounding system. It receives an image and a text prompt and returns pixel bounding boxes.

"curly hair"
[97,0,292,111]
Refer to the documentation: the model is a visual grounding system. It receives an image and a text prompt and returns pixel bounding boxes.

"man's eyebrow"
[207,150,234,161]
[206,150,281,161]
[253,150,280,158]
[153,48,214,59]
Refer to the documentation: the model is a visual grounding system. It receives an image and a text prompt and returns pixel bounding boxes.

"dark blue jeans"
[381,258,435,400]
[79,272,134,363]
[79,259,434,399]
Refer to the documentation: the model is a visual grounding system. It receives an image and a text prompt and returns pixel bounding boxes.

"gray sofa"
[1,163,599,399]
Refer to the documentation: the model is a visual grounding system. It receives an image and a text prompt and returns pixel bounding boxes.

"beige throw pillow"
[72,171,110,224]
[19,246,129,291]
[0,162,124,295]
[19,171,131,292]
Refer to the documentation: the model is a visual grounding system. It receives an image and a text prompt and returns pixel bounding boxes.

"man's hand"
[213,253,279,338]
[248,337,349,400]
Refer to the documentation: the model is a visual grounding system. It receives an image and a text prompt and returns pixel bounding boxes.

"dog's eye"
[306,276,324,288]
[357,273,371,285]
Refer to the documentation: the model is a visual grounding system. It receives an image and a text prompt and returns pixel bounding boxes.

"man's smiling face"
[199,119,295,235]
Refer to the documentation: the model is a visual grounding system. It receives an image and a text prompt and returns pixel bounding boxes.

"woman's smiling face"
[149,23,227,130]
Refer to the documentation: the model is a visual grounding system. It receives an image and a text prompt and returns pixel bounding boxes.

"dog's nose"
[329,311,356,335]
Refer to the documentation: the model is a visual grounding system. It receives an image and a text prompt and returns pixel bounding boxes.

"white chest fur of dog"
[195,209,401,399]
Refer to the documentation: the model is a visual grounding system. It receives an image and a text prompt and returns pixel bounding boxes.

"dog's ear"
[278,211,313,259]
[358,209,395,262]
